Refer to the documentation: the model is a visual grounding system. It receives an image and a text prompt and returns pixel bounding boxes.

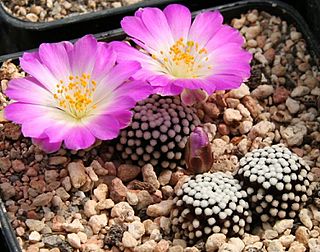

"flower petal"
[5,102,50,124]
[19,52,59,91]
[205,25,244,50]
[64,126,96,150]
[40,117,95,150]
[140,7,174,49]
[109,110,133,128]
[163,4,191,41]
[188,11,223,47]
[33,137,61,153]
[114,80,153,101]
[96,95,137,114]
[106,61,141,88]
[209,44,252,79]
[38,41,72,80]
[172,79,217,95]
[69,35,98,76]
[93,61,141,103]
[110,41,150,64]
[5,77,53,105]
[85,114,120,140]
[148,74,172,87]
[5,103,61,138]
[121,16,158,50]
[110,41,162,80]
[205,74,245,91]
[91,42,117,82]
[153,83,183,96]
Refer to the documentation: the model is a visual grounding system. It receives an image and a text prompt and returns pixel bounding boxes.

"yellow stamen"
[151,37,212,78]
[53,73,97,119]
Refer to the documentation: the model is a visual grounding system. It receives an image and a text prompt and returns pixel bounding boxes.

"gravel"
[2,0,143,22]
[0,8,319,252]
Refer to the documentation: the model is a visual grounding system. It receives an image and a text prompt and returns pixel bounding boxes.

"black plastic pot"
[0,1,319,251]
[0,0,180,55]
[0,198,20,252]
[305,0,320,44]
[0,0,239,56]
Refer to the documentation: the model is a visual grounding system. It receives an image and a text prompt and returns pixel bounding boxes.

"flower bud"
[185,126,213,174]
[180,88,208,106]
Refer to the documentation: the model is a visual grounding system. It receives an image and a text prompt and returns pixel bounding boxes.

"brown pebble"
[110,178,128,203]
[256,35,266,48]
[16,226,25,236]
[311,167,320,181]
[242,96,262,118]
[59,168,68,178]
[61,177,72,191]
[91,160,108,176]
[67,162,88,189]
[271,64,286,77]
[273,87,290,104]
[226,98,240,108]
[155,239,169,252]
[26,244,40,252]
[27,210,41,220]
[55,187,70,201]
[51,215,65,232]
[170,170,185,186]
[12,159,25,172]
[48,156,67,165]
[117,164,141,182]
[264,48,275,63]
[26,166,38,177]
[32,192,53,207]
[291,148,304,157]
[4,123,21,140]
[142,164,160,190]
[105,161,116,176]
[203,102,220,119]
[127,180,157,194]
[0,182,16,200]
[26,13,39,22]
[79,175,94,192]
[304,76,319,89]
[218,123,230,135]
[44,170,59,183]
[215,93,227,108]
[0,157,11,173]
[295,226,309,246]
[298,62,310,72]
[30,179,46,193]
[136,190,154,210]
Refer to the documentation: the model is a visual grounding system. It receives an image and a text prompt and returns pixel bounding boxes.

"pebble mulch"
[0,8,319,252]
[1,0,143,22]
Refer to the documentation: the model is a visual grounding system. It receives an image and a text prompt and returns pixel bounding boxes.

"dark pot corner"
[0,197,21,252]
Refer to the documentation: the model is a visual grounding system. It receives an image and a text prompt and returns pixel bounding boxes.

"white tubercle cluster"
[171,172,252,243]
[236,144,315,222]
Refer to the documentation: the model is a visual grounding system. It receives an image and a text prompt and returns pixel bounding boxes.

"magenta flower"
[111,4,252,104]
[4,35,152,153]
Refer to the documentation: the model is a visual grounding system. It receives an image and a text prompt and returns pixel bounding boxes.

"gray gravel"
[2,0,143,22]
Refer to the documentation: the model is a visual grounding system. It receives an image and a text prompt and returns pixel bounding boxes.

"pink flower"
[4,35,152,153]
[111,4,252,105]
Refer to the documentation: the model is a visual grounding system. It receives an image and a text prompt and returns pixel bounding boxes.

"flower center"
[152,38,212,78]
[53,73,97,119]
